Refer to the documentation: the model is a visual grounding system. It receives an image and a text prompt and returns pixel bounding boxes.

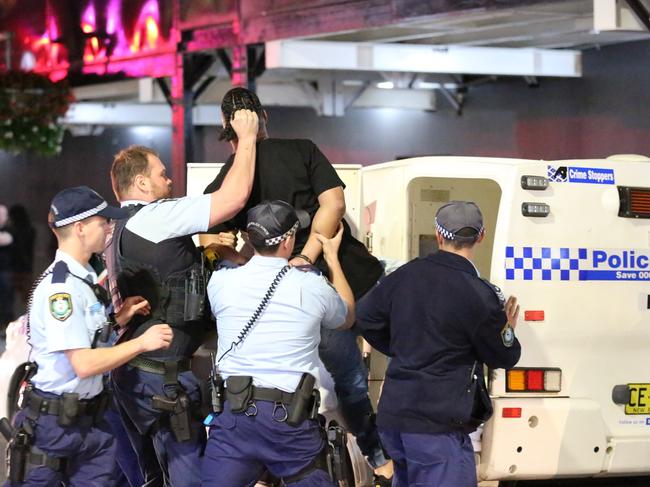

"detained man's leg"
[319,327,389,470]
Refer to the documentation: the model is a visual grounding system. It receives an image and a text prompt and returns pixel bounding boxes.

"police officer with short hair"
[4,186,173,487]
[202,200,355,487]
[106,109,258,486]
[355,201,521,487]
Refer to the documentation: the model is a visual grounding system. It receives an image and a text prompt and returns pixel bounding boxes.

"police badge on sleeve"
[49,293,72,321]
[501,324,515,347]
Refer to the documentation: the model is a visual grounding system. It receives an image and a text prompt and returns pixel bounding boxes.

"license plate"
[625,384,650,415]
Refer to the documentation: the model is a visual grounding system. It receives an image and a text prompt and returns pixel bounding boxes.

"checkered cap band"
[53,201,108,228]
[435,219,456,240]
[264,220,299,246]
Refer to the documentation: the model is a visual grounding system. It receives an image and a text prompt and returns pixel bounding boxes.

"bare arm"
[315,224,355,329]
[208,110,259,227]
[64,324,173,379]
[291,186,345,266]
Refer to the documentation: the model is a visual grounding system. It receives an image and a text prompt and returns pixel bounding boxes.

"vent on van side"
[618,186,650,219]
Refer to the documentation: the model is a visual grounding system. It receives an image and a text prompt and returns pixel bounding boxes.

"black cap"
[246,200,310,247]
[435,201,484,241]
[49,186,128,228]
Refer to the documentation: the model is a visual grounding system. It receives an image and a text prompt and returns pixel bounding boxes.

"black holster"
[58,393,80,427]
[287,373,319,426]
[151,392,192,442]
[6,429,30,483]
[326,420,350,484]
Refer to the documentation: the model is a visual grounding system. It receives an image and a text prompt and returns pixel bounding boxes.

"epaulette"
[294,264,322,276]
[51,261,70,284]
[481,278,506,306]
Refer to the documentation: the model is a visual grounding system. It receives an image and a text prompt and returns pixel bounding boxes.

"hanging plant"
[0,71,74,156]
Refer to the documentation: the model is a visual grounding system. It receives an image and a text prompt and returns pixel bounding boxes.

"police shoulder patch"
[49,293,73,321]
[501,324,515,348]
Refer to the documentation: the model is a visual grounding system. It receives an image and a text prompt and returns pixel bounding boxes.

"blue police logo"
[506,246,650,281]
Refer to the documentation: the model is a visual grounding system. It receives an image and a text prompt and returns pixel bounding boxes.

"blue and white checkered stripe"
[547,165,566,182]
[505,246,587,281]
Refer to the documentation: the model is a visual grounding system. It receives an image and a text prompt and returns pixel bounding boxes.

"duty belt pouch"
[58,392,80,427]
[287,373,316,426]
[184,266,206,322]
[94,391,111,423]
[226,376,253,413]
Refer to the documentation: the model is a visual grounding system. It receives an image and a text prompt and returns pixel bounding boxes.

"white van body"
[187,156,650,482]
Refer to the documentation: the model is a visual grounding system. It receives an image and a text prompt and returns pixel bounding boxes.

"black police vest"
[108,204,213,360]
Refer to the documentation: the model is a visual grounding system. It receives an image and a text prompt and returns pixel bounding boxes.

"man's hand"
[114,296,151,327]
[505,296,520,328]
[230,109,258,141]
[137,324,173,352]
[313,223,344,266]
[215,231,238,249]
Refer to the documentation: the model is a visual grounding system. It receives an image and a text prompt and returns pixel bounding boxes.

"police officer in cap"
[4,186,173,487]
[355,200,521,487]
[106,109,258,486]
[202,200,355,486]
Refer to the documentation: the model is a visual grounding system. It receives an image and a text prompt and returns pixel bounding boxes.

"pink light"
[81,2,97,29]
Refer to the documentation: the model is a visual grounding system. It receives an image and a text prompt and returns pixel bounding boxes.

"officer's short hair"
[443,227,481,250]
[48,211,73,239]
[111,145,159,199]
[220,87,264,142]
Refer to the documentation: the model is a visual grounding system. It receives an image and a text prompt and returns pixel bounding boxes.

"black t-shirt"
[204,138,384,299]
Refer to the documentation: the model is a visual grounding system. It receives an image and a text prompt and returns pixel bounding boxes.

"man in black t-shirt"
[201,87,393,483]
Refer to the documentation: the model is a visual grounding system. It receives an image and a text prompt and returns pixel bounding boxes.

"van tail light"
[506,368,562,393]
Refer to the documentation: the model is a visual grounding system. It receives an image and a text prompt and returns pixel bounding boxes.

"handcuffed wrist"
[295,254,314,265]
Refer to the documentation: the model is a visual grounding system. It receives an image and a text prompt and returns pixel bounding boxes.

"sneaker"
[373,474,392,487]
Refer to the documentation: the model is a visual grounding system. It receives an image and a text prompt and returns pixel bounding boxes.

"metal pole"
[170,0,186,197]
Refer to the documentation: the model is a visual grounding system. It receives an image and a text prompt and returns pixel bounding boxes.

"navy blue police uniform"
[202,201,347,487]
[107,195,213,487]
[355,201,521,487]
[3,187,126,486]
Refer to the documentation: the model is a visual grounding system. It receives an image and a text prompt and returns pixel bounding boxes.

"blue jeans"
[379,428,476,487]
[319,327,388,469]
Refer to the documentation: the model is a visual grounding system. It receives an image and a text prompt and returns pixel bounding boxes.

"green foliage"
[0,71,74,156]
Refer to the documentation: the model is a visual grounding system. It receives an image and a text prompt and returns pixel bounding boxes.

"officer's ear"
[134,173,149,193]
[476,228,486,244]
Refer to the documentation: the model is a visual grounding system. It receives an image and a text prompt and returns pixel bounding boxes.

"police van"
[188,155,650,485]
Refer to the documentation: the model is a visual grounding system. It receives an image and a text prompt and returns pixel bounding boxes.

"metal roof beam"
[265,40,582,78]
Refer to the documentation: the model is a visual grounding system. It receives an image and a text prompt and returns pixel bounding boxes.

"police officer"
[355,201,521,487]
[201,87,392,483]
[4,186,173,486]
[202,200,355,486]
[106,109,258,486]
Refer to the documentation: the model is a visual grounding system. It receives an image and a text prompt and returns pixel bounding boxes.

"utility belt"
[23,388,110,427]
[211,373,320,426]
[131,355,199,443]
[0,387,110,483]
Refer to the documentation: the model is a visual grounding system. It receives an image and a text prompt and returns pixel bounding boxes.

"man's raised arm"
[208,109,259,227]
